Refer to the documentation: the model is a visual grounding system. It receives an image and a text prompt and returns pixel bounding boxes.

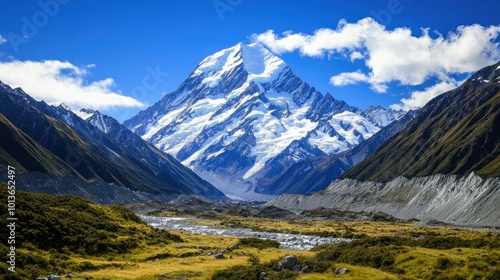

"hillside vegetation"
[343,62,500,182]
[1,186,499,279]
[0,185,182,279]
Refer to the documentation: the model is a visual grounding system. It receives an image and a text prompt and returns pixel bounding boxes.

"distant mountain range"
[124,42,406,199]
[0,82,226,203]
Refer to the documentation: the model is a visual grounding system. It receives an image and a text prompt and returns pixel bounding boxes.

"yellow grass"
[298,263,399,280]
[74,230,315,279]
[18,209,499,280]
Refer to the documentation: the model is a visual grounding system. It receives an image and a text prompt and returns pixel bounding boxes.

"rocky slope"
[15,172,178,205]
[266,174,500,227]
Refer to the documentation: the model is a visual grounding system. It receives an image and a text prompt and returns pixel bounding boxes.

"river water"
[140,215,350,250]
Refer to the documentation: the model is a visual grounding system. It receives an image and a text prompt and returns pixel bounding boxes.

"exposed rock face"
[266,174,500,227]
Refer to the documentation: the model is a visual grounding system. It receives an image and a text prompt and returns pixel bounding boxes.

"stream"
[140,215,351,250]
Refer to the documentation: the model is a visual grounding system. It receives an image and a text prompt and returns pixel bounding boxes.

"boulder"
[292,264,302,271]
[334,267,350,274]
[48,275,61,280]
[215,253,224,259]
[278,255,299,271]
[257,271,271,280]
[300,266,312,274]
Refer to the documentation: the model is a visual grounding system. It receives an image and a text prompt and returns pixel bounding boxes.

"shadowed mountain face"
[342,61,500,182]
[0,113,80,177]
[0,81,226,201]
[124,42,405,199]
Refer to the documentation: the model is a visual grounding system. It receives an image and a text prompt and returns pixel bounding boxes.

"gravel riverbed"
[140,215,351,250]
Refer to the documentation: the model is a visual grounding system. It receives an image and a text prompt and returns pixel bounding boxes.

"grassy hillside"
[0,114,80,176]
[0,185,182,279]
[343,62,500,182]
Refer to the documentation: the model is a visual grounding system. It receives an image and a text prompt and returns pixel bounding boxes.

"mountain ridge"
[342,61,500,181]
[0,81,226,201]
[259,109,419,195]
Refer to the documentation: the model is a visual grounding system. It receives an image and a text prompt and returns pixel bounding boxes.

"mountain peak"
[75,108,98,120]
[195,42,286,87]
[58,103,72,111]
[469,60,500,85]
[124,43,404,199]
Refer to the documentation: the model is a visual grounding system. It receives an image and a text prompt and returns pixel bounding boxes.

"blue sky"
[0,0,499,122]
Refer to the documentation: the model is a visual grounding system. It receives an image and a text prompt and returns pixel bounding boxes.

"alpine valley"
[124,42,408,199]
[1,42,500,280]
[0,42,499,227]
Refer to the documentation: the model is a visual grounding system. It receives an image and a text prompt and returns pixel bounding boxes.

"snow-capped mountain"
[363,105,407,127]
[124,42,402,199]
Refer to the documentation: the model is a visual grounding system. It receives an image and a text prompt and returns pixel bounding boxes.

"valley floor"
[2,188,498,280]
[23,214,500,280]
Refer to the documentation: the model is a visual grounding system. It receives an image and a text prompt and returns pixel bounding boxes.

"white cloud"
[253,18,500,94]
[330,70,369,86]
[350,51,364,62]
[390,79,460,111]
[0,60,146,110]
[0,35,6,44]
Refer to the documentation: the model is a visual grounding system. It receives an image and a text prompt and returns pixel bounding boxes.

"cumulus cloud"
[253,18,500,95]
[0,35,6,44]
[390,79,461,111]
[330,70,369,86]
[0,60,146,110]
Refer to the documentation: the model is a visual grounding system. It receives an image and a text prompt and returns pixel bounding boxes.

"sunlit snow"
[130,42,399,199]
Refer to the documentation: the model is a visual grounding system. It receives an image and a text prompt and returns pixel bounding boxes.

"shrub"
[435,257,454,270]
[486,269,500,280]
[313,237,407,273]
[247,254,260,266]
